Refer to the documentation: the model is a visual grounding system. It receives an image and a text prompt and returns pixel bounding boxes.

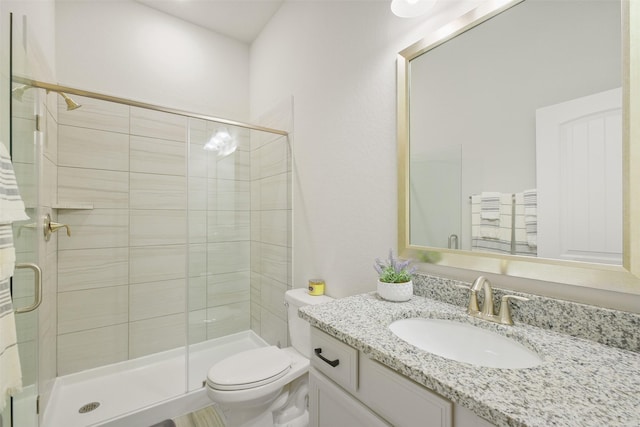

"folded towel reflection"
[480,192,501,220]
[0,141,25,412]
[523,189,537,248]
[472,194,512,254]
[0,142,29,224]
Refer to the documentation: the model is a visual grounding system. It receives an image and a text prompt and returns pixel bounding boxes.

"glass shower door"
[6,13,43,427]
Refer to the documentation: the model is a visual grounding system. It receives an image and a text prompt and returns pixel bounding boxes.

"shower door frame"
[8,76,290,425]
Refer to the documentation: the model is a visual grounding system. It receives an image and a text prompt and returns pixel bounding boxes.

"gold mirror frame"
[398,0,640,296]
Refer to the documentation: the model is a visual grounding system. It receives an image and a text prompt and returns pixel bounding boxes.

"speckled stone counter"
[300,293,640,427]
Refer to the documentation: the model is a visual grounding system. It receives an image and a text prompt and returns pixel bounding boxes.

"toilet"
[206,288,332,427]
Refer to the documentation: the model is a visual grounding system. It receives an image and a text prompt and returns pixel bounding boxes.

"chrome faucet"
[467,276,528,325]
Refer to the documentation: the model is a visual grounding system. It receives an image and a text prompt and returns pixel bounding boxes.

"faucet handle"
[499,295,529,325]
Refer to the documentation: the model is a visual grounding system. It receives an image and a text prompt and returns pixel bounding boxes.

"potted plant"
[374,250,414,302]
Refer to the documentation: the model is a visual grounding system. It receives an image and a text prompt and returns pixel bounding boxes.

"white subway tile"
[259,308,288,348]
[188,309,207,345]
[258,173,289,210]
[260,210,288,247]
[206,302,250,339]
[129,279,185,322]
[58,286,128,334]
[215,150,250,181]
[58,125,129,171]
[207,179,250,211]
[207,211,250,242]
[58,167,129,208]
[207,271,250,307]
[58,209,129,250]
[58,247,129,292]
[188,243,207,278]
[130,172,186,210]
[189,177,207,211]
[188,275,207,311]
[189,210,207,244]
[206,242,250,275]
[259,243,289,284]
[57,324,128,376]
[129,245,186,284]
[130,209,187,246]
[58,95,130,134]
[130,135,185,176]
[260,275,288,320]
[130,107,187,142]
[129,313,185,358]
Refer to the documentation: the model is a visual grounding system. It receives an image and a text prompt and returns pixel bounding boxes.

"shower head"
[45,89,82,111]
[11,84,30,101]
[59,92,82,111]
[13,85,82,111]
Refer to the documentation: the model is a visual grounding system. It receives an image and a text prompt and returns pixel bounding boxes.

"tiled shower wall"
[54,95,291,375]
[249,101,293,349]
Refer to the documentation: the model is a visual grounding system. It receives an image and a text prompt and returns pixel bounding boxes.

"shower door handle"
[14,262,43,314]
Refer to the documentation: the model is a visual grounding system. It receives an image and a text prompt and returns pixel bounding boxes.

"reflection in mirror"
[398,0,640,293]
[408,0,621,264]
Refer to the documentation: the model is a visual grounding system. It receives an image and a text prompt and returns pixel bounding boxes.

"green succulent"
[374,249,415,283]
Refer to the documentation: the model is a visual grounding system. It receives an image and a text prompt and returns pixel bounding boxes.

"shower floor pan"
[43,331,267,427]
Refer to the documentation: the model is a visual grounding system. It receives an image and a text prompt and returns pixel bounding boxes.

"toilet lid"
[207,346,292,391]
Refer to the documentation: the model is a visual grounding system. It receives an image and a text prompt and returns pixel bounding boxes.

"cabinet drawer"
[358,354,453,427]
[310,327,358,393]
[309,368,390,427]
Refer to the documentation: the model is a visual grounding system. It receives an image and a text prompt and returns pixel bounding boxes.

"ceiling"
[135,0,285,44]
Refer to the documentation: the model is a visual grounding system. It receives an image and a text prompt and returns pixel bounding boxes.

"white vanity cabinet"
[309,327,496,427]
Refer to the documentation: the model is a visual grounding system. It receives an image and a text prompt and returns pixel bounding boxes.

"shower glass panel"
[7,13,44,427]
[186,118,292,392]
[8,82,40,427]
[6,76,291,424]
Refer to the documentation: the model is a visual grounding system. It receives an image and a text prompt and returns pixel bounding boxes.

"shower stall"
[4,20,292,427]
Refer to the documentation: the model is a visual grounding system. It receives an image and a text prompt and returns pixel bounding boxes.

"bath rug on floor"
[173,405,225,427]
[149,420,176,427]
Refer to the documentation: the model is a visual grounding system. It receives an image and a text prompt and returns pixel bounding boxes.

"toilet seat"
[207,346,292,391]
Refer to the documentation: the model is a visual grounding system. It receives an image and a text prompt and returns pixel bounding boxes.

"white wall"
[250,0,640,312]
[250,0,480,298]
[55,0,250,121]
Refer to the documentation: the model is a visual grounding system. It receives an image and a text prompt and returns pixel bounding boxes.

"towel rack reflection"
[448,234,459,249]
[14,262,42,314]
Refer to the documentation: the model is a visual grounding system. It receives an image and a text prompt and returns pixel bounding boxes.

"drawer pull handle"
[314,348,340,367]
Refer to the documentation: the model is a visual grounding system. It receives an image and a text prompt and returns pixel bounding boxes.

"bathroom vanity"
[309,326,492,427]
[301,291,640,427]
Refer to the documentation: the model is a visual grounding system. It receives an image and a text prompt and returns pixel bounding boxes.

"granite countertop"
[299,293,640,427]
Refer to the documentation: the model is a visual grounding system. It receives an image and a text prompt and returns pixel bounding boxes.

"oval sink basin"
[389,318,542,369]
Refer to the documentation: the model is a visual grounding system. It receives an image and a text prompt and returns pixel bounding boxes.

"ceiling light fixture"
[204,128,237,157]
[391,0,437,18]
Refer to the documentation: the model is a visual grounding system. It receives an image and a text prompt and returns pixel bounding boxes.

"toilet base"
[216,375,309,427]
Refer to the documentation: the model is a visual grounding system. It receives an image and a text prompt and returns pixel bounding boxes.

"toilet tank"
[285,288,333,358]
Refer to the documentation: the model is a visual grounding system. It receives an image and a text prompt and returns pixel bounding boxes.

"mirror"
[398,0,640,294]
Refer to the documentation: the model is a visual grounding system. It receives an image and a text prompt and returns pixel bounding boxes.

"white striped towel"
[523,189,537,248]
[0,225,16,281]
[0,141,26,412]
[480,192,501,220]
[471,195,512,254]
[0,277,22,412]
[480,193,512,241]
[514,193,536,256]
[0,141,29,224]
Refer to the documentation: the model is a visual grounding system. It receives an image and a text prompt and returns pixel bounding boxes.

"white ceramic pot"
[377,280,413,302]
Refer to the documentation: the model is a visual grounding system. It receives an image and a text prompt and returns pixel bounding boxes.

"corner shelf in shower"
[53,203,94,210]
